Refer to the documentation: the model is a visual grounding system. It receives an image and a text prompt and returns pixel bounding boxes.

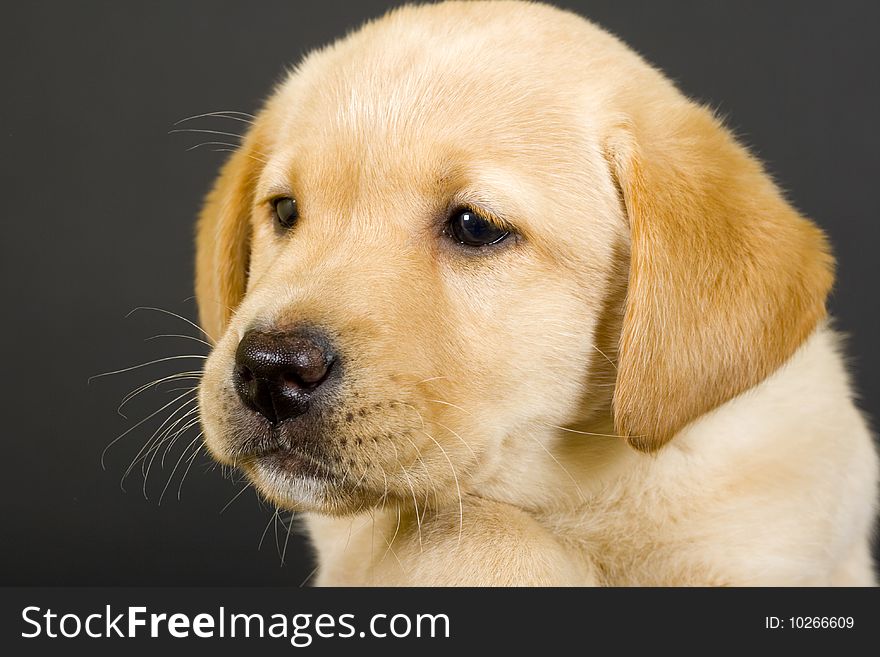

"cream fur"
[194,1,878,586]
[310,325,878,585]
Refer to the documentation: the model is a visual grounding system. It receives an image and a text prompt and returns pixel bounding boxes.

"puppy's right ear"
[194,135,265,341]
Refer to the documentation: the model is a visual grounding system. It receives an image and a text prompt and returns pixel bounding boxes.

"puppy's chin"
[242,458,336,514]
[232,445,382,516]
[218,436,383,516]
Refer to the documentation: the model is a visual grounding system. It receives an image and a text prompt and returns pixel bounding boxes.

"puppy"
[195,1,878,585]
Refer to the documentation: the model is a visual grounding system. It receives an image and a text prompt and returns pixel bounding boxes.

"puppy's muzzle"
[233,327,336,424]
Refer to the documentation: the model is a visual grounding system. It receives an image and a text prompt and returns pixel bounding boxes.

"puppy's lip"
[252,446,336,481]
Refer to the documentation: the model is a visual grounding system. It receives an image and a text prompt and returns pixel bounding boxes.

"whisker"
[258,508,279,552]
[379,467,389,512]
[126,398,200,486]
[273,509,282,560]
[185,140,244,153]
[342,516,357,553]
[135,405,201,493]
[397,460,423,551]
[421,431,464,547]
[126,306,216,343]
[89,354,206,383]
[352,464,371,491]
[430,419,478,461]
[144,333,213,349]
[299,564,320,588]
[379,505,404,568]
[526,435,586,504]
[101,389,196,469]
[415,375,450,385]
[424,398,472,416]
[369,509,376,571]
[168,127,245,141]
[132,395,200,473]
[181,293,231,311]
[116,371,201,417]
[281,511,295,566]
[158,432,202,505]
[176,441,204,500]
[173,110,255,125]
[399,433,439,512]
[544,423,631,439]
[590,344,618,371]
[398,402,427,429]
[220,483,252,514]
[159,411,201,467]
[338,462,352,491]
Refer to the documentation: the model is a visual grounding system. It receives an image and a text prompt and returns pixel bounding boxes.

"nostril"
[238,366,254,383]
[291,355,333,388]
[279,359,332,392]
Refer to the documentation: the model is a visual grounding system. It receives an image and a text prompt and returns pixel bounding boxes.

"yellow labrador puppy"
[195,1,877,585]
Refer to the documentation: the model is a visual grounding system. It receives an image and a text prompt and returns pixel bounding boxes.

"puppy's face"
[196,3,832,514]
[198,9,626,513]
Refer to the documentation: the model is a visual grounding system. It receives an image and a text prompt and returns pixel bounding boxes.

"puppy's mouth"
[249,444,336,482]
[235,435,349,512]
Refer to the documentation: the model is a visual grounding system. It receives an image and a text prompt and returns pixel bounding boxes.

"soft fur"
[195,1,877,585]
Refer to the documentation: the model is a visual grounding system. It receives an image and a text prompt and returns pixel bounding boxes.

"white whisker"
[590,344,618,370]
[526,435,587,504]
[430,419,477,461]
[101,389,196,469]
[421,431,464,547]
[158,432,202,505]
[281,511,295,565]
[144,333,213,349]
[379,505,404,568]
[173,110,255,125]
[185,140,243,152]
[220,483,252,514]
[397,461,423,551]
[415,375,450,385]
[126,306,215,343]
[544,423,629,438]
[299,565,320,588]
[89,354,206,383]
[159,411,201,467]
[116,370,201,417]
[140,411,201,495]
[424,398,472,416]
[130,395,200,475]
[258,508,279,552]
[176,441,204,500]
[168,127,243,140]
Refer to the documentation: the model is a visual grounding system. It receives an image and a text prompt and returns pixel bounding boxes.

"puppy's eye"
[272,197,299,229]
[447,209,509,247]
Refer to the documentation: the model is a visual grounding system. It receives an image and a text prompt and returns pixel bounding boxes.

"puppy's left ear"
[194,132,265,341]
[606,103,834,451]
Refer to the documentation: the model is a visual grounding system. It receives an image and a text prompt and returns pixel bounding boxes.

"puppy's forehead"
[259,7,620,188]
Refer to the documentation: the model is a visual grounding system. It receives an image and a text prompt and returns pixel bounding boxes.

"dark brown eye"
[447,209,509,247]
[272,197,298,229]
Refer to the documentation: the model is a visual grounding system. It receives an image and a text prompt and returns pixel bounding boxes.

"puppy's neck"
[470,408,636,513]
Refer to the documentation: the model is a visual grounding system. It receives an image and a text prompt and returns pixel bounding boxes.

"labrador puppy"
[195,1,878,585]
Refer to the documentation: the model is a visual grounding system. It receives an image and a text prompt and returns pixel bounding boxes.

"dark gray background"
[1,0,877,585]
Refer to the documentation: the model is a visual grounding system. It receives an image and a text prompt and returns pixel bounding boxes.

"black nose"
[233,328,336,424]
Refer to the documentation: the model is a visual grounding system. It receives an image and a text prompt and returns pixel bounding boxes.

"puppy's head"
[195,2,832,513]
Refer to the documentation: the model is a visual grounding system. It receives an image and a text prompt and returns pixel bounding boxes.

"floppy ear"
[606,104,834,452]
[194,136,264,342]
